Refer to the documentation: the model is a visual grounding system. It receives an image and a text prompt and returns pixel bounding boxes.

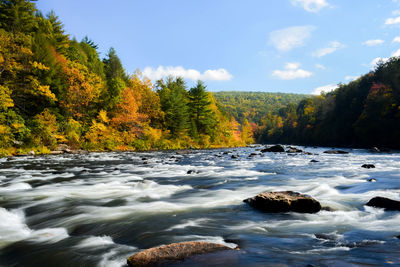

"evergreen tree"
[0,0,37,33]
[101,47,127,111]
[156,77,189,137]
[188,80,216,139]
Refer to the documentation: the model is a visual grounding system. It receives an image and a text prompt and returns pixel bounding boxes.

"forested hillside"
[0,0,253,156]
[259,58,400,149]
[214,92,308,125]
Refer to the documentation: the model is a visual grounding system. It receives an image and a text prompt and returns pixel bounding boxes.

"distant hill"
[214,91,309,124]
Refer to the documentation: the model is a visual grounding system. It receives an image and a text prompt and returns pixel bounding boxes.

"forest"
[214,91,307,126]
[0,0,255,156]
[257,57,400,149]
[2,1,400,157]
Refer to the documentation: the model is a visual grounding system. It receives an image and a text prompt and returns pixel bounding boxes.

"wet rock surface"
[244,191,321,213]
[362,164,375,169]
[286,146,303,153]
[366,197,400,211]
[127,241,234,266]
[261,145,285,153]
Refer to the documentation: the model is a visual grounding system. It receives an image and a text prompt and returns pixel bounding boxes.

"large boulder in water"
[127,241,234,266]
[244,191,321,213]
[366,197,400,211]
[261,145,285,153]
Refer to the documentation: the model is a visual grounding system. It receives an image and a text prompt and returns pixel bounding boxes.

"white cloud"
[291,0,330,13]
[312,84,338,95]
[269,26,315,51]
[393,36,400,43]
[370,57,389,67]
[312,41,345,57]
[363,39,385,46]
[392,48,400,57]
[345,75,359,81]
[315,64,326,70]
[393,10,400,15]
[272,62,313,80]
[385,16,400,25]
[142,66,233,81]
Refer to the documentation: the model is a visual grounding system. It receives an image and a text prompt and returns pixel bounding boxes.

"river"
[0,146,400,266]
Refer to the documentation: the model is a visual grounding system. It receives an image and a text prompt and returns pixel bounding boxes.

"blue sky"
[36,0,400,94]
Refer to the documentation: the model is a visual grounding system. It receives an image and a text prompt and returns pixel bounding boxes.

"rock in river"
[286,146,303,153]
[261,145,285,153]
[244,191,321,213]
[323,150,349,154]
[366,197,400,211]
[127,241,234,266]
[361,164,375,169]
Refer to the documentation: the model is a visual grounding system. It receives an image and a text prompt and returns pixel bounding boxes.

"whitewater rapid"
[0,147,399,266]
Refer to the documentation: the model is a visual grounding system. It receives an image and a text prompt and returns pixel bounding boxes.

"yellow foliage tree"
[85,110,121,150]
[241,119,254,145]
[54,50,104,119]
[0,30,56,111]
[32,109,59,149]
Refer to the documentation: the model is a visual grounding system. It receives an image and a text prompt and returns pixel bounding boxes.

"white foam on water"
[0,208,69,248]
[166,218,210,231]
[0,182,32,192]
[75,235,115,248]
[98,248,135,267]
[10,179,191,208]
[293,246,351,254]
[64,185,270,223]
[69,167,87,172]
[0,208,31,247]
[27,227,69,243]
[226,221,269,233]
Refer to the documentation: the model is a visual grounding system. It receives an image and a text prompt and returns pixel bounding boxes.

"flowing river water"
[0,146,400,266]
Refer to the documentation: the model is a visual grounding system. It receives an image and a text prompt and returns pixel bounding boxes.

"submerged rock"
[310,159,319,163]
[323,150,349,154]
[367,178,377,182]
[244,191,321,213]
[261,145,285,153]
[127,241,234,266]
[366,197,400,211]
[361,164,375,169]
